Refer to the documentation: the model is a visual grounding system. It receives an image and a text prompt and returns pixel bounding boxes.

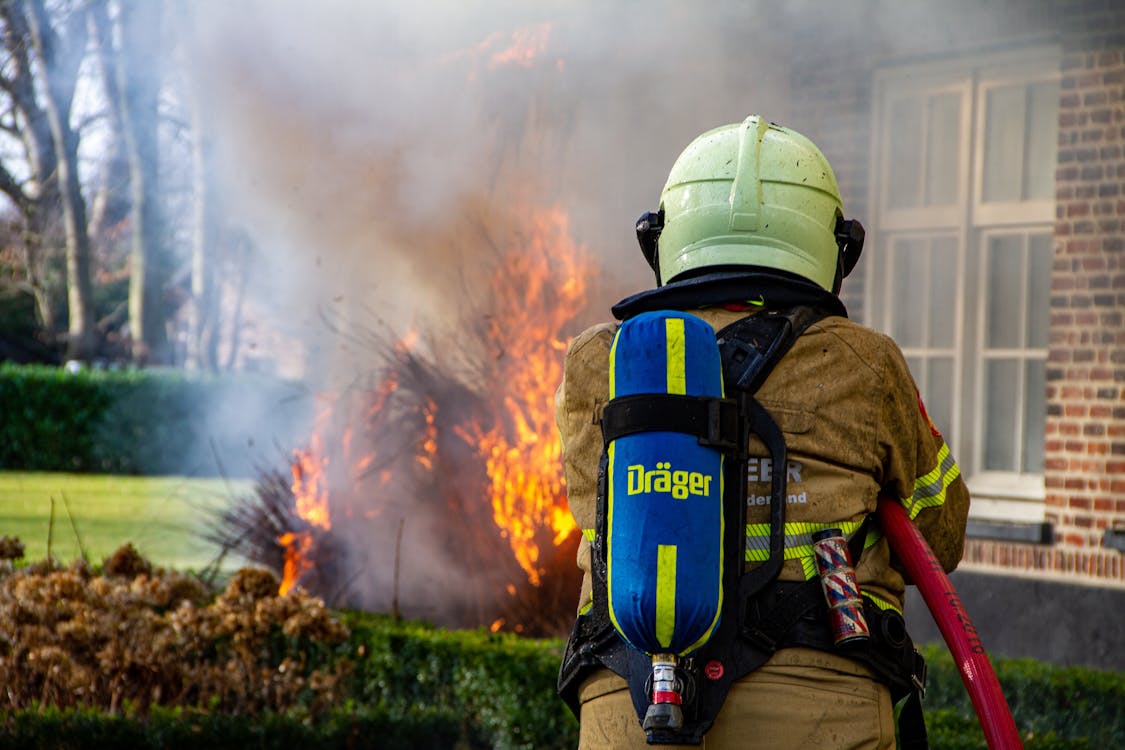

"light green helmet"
[638,115,861,292]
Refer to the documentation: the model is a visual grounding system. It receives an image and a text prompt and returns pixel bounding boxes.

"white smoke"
[187,1,794,384]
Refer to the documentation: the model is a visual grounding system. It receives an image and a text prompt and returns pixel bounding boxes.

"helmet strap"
[636,209,665,285]
[833,217,865,294]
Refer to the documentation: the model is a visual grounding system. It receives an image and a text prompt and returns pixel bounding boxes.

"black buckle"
[910,648,927,697]
[698,398,739,452]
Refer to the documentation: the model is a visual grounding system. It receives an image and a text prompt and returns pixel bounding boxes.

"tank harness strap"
[601,393,740,452]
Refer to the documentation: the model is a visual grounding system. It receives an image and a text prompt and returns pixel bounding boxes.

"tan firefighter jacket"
[556,307,970,621]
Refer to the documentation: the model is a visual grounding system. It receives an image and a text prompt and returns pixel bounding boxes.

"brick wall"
[1040,12,1125,583]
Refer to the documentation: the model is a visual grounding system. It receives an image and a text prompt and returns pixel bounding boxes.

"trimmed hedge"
[0,364,309,477]
[0,705,461,750]
[920,643,1121,749]
[344,613,577,750]
[1,610,1120,749]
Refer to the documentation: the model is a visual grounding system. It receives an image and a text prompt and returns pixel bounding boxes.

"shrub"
[0,542,1119,749]
[346,613,577,750]
[0,705,461,750]
[0,550,350,716]
[0,364,309,476]
[920,643,1121,749]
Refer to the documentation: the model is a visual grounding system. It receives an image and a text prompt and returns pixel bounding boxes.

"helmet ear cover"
[636,209,665,284]
[833,216,865,294]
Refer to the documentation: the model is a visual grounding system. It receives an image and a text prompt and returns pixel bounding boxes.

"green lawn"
[0,472,253,572]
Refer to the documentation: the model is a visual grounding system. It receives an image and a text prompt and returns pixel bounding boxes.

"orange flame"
[278,531,314,596]
[276,208,591,603]
[488,23,552,70]
[441,23,556,81]
[278,399,335,594]
[417,399,438,471]
[469,208,586,585]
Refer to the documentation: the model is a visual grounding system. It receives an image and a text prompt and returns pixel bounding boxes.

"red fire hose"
[875,496,1024,750]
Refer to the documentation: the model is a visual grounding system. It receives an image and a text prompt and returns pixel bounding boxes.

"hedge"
[0,364,309,477]
[0,704,461,750]
[1,610,1119,749]
[920,643,1122,749]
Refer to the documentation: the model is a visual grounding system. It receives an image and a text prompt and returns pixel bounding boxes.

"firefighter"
[555,115,970,748]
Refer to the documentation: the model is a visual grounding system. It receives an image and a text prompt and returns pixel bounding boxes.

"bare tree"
[23,0,97,361]
[186,90,218,371]
[92,0,168,364]
[0,0,71,341]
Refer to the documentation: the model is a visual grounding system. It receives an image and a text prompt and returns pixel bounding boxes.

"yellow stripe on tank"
[665,317,687,395]
[655,544,678,649]
[606,441,627,639]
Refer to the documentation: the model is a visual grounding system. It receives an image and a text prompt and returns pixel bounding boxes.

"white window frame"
[868,46,1060,523]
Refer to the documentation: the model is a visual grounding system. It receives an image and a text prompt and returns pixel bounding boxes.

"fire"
[441,23,556,80]
[291,445,330,530]
[488,23,552,70]
[468,208,585,585]
[277,531,314,596]
[267,204,593,625]
[291,397,335,531]
[278,399,335,594]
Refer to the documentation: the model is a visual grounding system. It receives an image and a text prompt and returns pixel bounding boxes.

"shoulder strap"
[716,306,832,597]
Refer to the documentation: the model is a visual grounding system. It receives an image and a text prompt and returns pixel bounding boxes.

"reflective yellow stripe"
[608,331,620,399]
[863,590,902,614]
[745,519,866,562]
[606,440,623,636]
[665,317,686,395]
[579,600,593,615]
[655,544,677,649]
[582,528,595,542]
[903,442,961,520]
[746,521,882,580]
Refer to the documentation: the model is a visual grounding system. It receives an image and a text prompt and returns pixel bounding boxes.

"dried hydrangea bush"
[0,537,352,716]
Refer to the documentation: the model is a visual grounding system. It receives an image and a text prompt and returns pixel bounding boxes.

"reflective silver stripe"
[903,442,961,520]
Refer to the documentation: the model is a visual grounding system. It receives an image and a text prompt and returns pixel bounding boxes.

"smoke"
[186,0,795,384]
[178,0,1050,620]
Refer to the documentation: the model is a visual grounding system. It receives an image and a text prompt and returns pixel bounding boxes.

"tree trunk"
[1,1,76,354]
[111,0,167,365]
[187,94,219,371]
[24,0,97,361]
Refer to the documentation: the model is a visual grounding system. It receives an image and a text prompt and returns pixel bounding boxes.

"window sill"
[966,518,1053,544]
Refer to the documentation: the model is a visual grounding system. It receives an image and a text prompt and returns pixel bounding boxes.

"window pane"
[1022,359,1046,473]
[982,85,1027,203]
[986,235,1024,349]
[984,359,1019,471]
[1025,80,1060,201]
[1027,233,1052,348]
[891,237,927,346]
[888,97,923,209]
[926,92,962,206]
[925,357,954,436]
[928,236,957,348]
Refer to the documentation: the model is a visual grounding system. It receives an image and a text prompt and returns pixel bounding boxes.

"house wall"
[1045,16,1125,578]
[786,1,1125,588]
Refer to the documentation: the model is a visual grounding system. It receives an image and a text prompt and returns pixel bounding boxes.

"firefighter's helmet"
[636,115,864,293]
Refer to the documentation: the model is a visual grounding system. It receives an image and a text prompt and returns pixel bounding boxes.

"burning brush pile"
[0,537,351,715]
[210,208,596,637]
